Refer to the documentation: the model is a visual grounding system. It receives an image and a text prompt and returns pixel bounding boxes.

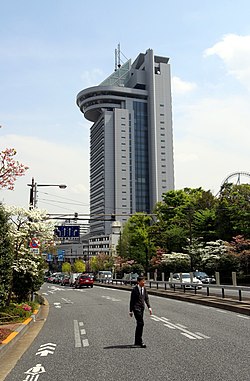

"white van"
[98,271,112,282]
[69,273,82,287]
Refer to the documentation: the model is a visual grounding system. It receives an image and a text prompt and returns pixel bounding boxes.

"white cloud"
[204,34,250,87]
[0,135,90,214]
[174,93,250,193]
[174,36,250,193]
[172,76,197,95]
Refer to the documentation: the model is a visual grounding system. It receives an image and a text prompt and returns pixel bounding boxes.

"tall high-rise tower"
[77,49,174,236]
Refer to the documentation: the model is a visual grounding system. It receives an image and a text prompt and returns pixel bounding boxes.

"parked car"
[61,274,70,286]
[47,273,61,283]
[169,273,203,289]
[46,275,54,283]
[193,271,216,284]
[54,273,64,284]
[75,274,94,288]
[97,271,113,282]
[69,273,82,287]
[123,273,139,285]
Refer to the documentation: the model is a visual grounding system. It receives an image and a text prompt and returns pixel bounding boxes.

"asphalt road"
[3,283,250,381]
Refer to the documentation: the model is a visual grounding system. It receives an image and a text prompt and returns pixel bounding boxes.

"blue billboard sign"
[55,225,80,238]
[57,249,65,261]
[47,253,53,262]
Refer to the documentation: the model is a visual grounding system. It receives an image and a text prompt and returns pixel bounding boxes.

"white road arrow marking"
[36,343,56,356]
[61,297,73,304]
[39,343,56,347]
[36,349,54,357]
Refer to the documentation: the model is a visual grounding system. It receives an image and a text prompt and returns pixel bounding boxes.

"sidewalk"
[0,310,39,358]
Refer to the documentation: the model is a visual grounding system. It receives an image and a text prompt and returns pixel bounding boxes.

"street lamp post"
[28,177,67,209]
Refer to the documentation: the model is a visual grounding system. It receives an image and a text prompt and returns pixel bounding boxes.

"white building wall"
[114,108,131,223]
[154,61,174,199]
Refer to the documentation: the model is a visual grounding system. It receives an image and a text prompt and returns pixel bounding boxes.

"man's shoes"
[134,342,147,348]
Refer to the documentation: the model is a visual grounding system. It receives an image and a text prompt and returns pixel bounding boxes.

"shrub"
[0,302,34,323]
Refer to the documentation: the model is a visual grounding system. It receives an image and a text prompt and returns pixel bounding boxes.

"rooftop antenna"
[115,48,117,71]
[117,43,121,68]
[115,43,121,71]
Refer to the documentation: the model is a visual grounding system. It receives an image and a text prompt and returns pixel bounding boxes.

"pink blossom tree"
[0,148,29,190]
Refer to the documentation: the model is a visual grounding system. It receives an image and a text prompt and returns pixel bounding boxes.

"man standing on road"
[129,276,152,348]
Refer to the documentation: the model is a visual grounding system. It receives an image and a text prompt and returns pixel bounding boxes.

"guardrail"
[96,278,250,302]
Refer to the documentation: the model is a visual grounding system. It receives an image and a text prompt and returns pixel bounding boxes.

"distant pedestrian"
[129,276,152,348]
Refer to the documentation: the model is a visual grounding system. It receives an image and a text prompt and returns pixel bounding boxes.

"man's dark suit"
[129,285,151,345]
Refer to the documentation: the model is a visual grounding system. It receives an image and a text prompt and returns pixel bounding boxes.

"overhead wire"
[37,199,78,212]
[39,191,89,206]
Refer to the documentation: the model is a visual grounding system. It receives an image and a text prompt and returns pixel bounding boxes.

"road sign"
[30,248,40,255]
[57,249,65,261]
[55,225,80,238]
[47,253,53,262]
[29,238,40,248]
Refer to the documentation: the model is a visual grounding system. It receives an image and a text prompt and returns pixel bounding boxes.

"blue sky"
[1,0,250,214]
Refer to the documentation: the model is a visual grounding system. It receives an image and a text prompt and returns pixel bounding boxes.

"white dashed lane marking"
[74,320,89,348]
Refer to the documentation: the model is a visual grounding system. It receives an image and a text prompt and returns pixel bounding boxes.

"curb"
[0,309,40,358]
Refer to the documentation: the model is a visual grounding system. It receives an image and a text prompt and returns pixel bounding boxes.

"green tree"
[89,253,114,272]
[154,188,217,254]
[62,262,71,273]
[193,209,217,242]
[119,213,155,272]
[150,225,187,253]
[72,259,85,273]
[0,206,13,307]
[216,183,250,241]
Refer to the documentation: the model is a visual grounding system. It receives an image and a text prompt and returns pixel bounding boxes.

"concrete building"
[77,48,174,237]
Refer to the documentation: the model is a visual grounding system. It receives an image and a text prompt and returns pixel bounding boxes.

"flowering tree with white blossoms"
[0,148,29,190]
[5,206,55,303]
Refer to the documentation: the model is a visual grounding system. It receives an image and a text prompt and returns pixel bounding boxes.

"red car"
[75,274,94,288]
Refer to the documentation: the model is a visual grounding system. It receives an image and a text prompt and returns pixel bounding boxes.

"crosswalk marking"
[151,314,210,340]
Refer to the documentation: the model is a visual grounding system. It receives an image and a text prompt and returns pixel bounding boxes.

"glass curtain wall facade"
[133,101,149,213]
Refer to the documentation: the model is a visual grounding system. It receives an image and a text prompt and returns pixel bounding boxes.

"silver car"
[169,273,203,289]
